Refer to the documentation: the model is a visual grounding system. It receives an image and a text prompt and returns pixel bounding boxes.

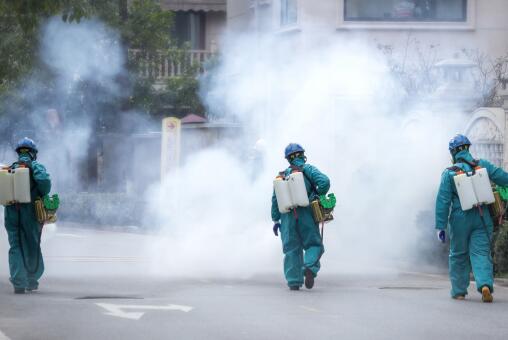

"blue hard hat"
[284,143,305,159]
[15,137,38,154]
[448,134,471,152]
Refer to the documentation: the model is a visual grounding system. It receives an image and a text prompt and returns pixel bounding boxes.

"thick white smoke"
[36,18,125,194]
[145,30,463,277]
[41,19,124,91]
[1,18,127,270]
[0,15,463,279]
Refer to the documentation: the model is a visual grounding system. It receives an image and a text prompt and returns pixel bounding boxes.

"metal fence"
[129,49,214,80]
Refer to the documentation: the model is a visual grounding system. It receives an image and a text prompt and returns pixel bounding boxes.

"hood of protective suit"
[290,156,306,168]
[453,149,474,164]
[18,152,33,165]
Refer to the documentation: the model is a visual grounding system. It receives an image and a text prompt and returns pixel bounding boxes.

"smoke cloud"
[1,17,128,276]
[145,30,463,277]
[0,14,463,280]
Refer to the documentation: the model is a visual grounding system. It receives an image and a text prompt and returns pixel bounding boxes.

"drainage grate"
[75,295,144,300]
[379,286,441,290]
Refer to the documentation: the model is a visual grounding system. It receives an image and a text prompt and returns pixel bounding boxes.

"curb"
[495,278,508,287]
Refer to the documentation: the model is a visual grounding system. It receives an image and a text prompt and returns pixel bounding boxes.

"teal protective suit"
[435,149,508,297]
[4,154,51,290]
[271,157,330,287]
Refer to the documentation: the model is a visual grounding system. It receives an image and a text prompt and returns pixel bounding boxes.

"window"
[173,11,206,50]
[344,0,467,22]
[281,0,298,26]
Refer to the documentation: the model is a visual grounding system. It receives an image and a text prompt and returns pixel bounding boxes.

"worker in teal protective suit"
[271,143,330,290]
[435,134,508,302]
[4,138,51,294]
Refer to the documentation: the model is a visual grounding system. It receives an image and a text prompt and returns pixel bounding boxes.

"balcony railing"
[129,49,215,81]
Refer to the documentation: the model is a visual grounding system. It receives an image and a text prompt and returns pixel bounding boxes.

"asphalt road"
[0,226,507,340]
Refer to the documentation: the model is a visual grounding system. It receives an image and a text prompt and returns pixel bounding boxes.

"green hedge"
[494,222,508,276]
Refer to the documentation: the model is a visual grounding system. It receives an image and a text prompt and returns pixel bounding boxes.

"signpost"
[161,117,182,180]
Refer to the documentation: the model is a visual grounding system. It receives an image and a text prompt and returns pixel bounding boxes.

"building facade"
[229,0,508,59]
[161,0,226,52]
[228,0,508,168]
[133,0,226,81]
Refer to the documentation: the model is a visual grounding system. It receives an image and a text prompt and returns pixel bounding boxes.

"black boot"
[304,268,314,289]
[289,286,300,291]
[14,288,25,294]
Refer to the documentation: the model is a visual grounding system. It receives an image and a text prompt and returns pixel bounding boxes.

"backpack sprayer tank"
[453,167,495,211]
[274,176,292,213]
[273,172,310,214]
[0,169,12,205]
[0,167,31,205]
[13,168,31,203]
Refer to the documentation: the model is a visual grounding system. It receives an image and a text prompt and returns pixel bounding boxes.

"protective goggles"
[287,152,304,161]
[451,144,470,156]
[17,148,32,154]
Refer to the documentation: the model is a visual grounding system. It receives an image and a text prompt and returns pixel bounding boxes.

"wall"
[235,0,508,60]
[227,0,255,32]
[205,11,227,51]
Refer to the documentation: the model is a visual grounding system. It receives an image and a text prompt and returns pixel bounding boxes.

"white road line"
[399,270,448,280]
[0,328,11,340]
[299,305,321,313]
[96,303,193,320]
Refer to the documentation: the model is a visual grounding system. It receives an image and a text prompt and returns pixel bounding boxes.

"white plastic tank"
[472,168,495,205]
[288,172,309,207]
[453,173,477,211]
[0,170,14,206]
[274,178,292,213]
[13,167,31,203]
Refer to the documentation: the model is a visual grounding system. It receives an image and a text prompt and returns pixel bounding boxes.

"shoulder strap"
[446,165,463,173]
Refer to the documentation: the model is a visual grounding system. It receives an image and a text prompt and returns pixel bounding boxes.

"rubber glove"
[273,222,281,236]
[437,230,446,243]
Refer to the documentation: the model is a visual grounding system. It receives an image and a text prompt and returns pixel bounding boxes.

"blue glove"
[437,230,446,243]
[273,223,281,236]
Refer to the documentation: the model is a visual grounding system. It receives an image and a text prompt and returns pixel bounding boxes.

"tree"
[0,1,175,122]
[461,48,508,107]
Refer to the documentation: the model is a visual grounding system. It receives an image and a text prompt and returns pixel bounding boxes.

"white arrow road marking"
[96,303,193,320]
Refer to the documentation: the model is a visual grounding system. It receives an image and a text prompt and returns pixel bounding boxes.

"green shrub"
[494,222,508,275]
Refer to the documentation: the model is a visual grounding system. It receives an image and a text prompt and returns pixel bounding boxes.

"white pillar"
[502,96,508,170]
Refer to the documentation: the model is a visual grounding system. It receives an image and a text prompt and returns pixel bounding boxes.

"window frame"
[337,0,476,30]
[280,0,299,28]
